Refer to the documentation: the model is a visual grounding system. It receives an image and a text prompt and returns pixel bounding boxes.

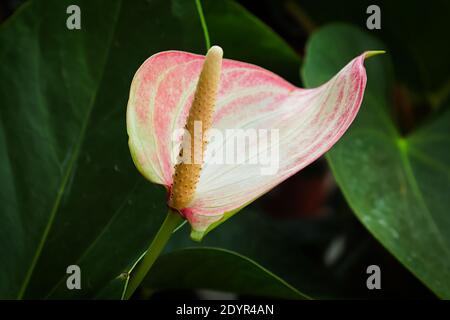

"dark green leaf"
[202,0,301,84]
[168,208,349,299]
[302,24,450,298]
[145,247,307,299]
[0,0,300,299]
[297,0,450,96]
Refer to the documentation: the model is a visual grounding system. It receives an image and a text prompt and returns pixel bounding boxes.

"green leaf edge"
[145,246,311,300]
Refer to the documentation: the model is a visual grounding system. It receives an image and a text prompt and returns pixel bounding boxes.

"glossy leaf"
[0,0,299,299]
[167,208,349,299]
[296,0,450,95]
[144,247,307,299]
[202,0,301,84]
[302,24,450,298]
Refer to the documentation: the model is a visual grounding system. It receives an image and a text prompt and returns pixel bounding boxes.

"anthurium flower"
[127,45,383,240]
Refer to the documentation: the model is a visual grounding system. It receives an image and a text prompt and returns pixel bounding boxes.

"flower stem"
[195,0,210,51]
[123,208,182,299]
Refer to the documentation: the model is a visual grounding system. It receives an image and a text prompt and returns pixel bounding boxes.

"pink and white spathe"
[127,49,380,238]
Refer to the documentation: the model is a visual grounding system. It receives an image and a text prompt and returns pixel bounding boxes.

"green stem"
[195,0,211,51]
[124,208,182,299]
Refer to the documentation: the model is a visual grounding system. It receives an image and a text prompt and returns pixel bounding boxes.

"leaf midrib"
[16,0,123,299]
[398,139,450,254]
[365,90,448,253]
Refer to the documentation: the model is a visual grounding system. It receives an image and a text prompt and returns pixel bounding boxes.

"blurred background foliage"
[0,0,448,299]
